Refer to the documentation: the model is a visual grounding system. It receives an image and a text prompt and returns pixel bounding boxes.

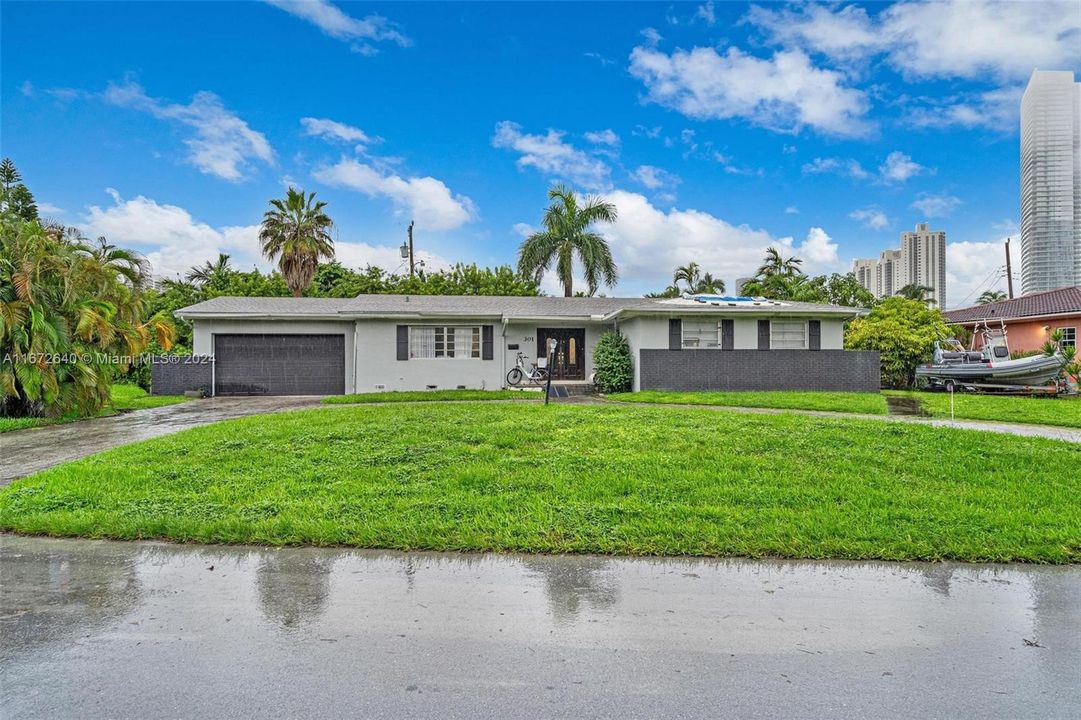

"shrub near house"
[845,297,951,388]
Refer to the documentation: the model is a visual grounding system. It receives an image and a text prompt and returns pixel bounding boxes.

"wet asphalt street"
[2,536,1078,719]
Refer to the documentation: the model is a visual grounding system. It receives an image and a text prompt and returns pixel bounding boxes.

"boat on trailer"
[915,320,1066,393]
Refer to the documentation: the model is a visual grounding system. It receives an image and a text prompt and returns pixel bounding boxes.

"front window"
[409,326,481,359]
[1060,327,1076,348]
[682,320,719,348]
[771,320,807,349]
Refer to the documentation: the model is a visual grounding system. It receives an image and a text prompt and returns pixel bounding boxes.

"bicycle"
[506,351,549,386]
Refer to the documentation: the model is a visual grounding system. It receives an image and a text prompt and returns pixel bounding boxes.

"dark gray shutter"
[721,319,734,351]
[808,320,821,351]
[396,325,409,360]
[757,320,771,350]
[668,318,682,350]
[482,325,494,360]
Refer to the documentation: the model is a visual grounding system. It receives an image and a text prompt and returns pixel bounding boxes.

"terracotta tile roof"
[945,286,1081,323]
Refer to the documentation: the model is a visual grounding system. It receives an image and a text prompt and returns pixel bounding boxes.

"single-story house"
[154,294,880,396]
[945,286,1080,353]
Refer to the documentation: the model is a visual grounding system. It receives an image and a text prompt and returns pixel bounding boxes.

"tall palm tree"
[186,253,232,286]
[517,184,618,297]
[897,283,936,304]
[755,246,803,279]
[977,290,1007,305]
[673,262,700,289]
[696,272,723,294]
[259,188,335,298]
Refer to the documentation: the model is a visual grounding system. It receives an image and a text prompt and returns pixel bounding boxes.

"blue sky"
[3,1,1079,306]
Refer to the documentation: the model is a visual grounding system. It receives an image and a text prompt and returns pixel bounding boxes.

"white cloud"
[640,27,663,46]
[492,121,611,191]
[849,207,890,230]
[784,206,799,215]
[262,0,410,55]
[587,190,842,294]
[803,151,927,183]
[747,0,1081,83]
[911,192,962,218]
[903,86,1023,132]
[584,129,620,146]
[631,165,681,190]
[695,1,716,26]
[81,189,264,278]
[881,0,1080,82]
[36,201,66,216]
[512,222,536,238]
[301,117,373,148]
[103,80,273,181]
[946,239,1008,308]
[878,151,926,182]
[79,188,450,280]
[629,45,871,137]
[313,158,475,231]
[801,156,870,180]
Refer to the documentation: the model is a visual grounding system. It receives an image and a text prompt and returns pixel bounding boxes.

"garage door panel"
[214,334,345,396]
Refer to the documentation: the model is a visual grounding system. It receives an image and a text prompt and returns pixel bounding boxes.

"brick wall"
[639,350,881,392]
[151,356,213,396]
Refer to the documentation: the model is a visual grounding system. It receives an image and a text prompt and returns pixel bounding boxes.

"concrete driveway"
[0,396,323,485]
[2,536,1078,719]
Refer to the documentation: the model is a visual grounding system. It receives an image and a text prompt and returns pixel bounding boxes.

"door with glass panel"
[536,328,586,380]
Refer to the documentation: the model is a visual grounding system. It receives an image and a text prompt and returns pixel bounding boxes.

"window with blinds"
[409,326,481,359]
[770,320,807,349]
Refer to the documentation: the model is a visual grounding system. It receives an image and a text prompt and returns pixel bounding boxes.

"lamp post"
[544,337,557,405]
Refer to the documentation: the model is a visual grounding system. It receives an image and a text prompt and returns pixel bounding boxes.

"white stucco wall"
[617,316,669,391]
[354,319,504,392]
[190,318,356,393]
[822,319,845,349]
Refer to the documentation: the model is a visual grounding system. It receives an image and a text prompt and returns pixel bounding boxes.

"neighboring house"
[156,294,879,396]
[945,286,1080,353]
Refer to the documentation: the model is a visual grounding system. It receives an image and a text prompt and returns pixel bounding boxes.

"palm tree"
[673,263,699,290]
[695,272,723,294]
[186,253,232,286]
[977,290,1007,305]
[897,283,936,304]
[259,188,335,298]
[665,262,725,296]
[517,184,618,297]
[755,247,803,279]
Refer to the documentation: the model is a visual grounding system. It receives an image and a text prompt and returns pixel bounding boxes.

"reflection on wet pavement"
[2,535,1079,719]
[0,396,324,484]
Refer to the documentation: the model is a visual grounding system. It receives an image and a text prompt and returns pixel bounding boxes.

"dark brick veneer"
[639,349,881,392]
[150,356,213,396]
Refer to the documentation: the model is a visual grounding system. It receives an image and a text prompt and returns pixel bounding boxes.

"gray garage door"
[213,334,345,396]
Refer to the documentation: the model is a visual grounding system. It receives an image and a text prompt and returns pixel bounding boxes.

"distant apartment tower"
[901,223,947,306]
[852,227,945,304]
[1020,69,1081,294]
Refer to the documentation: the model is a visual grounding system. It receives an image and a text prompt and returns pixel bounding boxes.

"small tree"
[844,297,951,389]
[592,330,632,393]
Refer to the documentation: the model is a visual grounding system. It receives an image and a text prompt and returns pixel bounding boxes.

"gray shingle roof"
[176,294,863,320]
[945,286,1081,323]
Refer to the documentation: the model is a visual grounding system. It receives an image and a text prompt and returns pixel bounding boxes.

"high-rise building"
[1020,69,1081,294]
[901,223,947,306]
[852,258,879,296]
[852,227,945,304]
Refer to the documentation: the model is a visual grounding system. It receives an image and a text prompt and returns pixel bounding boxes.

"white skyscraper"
[852,258,880,296]
[1020,70,1081,294]
[901,223,947,306]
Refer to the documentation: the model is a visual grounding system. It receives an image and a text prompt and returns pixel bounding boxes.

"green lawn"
[0,384,188,433]
[323,389,541,405]
[608,390,889,415]
[886,391,1081,429]
[2,403,1077,563]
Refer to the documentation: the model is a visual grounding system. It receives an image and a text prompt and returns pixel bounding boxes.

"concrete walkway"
[0,396,323,484]
[2,535,1078,719]
[585,397,1081,444]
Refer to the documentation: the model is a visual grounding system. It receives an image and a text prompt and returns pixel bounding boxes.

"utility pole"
[407,220,415,278]
[1004,237,1014,299]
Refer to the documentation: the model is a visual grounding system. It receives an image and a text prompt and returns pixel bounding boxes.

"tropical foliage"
[591,330,633,393]
[0,159,38,222]
[648,262,724,297]
[260,188,336,297]
[517,184,618,296]
[738,249,875,307]
[0,163,175,417]
[977,290,1007,304]
[897,283,936,304]
[844,297,952,388]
